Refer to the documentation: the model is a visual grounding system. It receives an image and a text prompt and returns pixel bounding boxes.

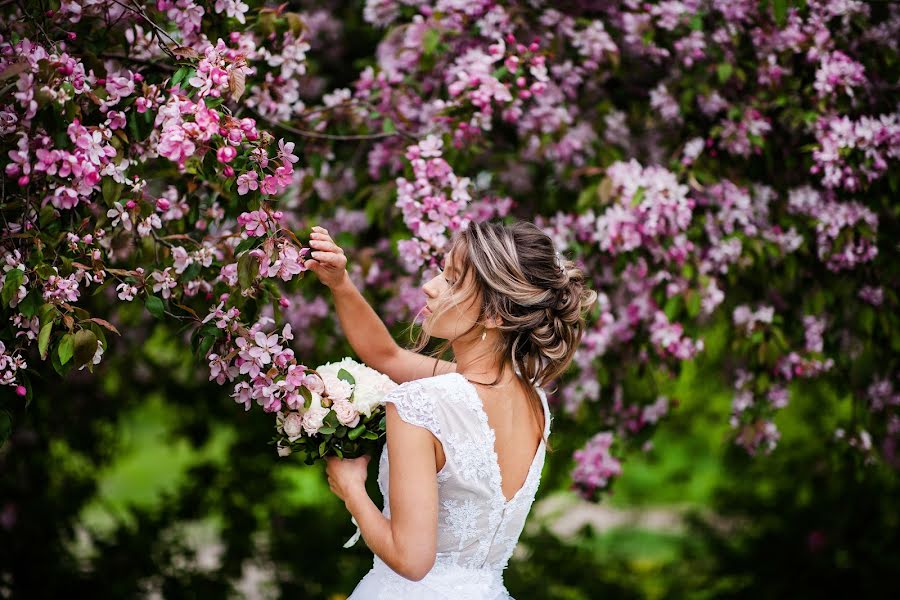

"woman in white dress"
[304,220,597,599]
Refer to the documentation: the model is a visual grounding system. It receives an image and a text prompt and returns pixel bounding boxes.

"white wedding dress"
[348,371,552,600]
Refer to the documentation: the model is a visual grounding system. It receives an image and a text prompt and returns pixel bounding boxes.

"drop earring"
[481,329,487,341]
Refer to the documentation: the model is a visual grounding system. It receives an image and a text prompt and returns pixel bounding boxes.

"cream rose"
[333,398,361,428]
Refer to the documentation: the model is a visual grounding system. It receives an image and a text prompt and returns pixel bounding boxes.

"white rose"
[321,372,353,402]
[351,368,399,417]
[333,398,361,428]
[302,405,329,436]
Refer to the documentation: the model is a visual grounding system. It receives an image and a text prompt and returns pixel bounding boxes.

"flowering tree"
[2,0,899,502]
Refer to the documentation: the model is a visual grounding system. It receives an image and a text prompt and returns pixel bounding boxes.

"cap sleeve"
[382,380,442,439]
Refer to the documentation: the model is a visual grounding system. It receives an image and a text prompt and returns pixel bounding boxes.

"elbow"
[398,553,435,582]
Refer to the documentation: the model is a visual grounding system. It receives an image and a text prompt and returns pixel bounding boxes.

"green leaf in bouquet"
[335,425,348,438]
[337,368,356,385]
[300,386,313,410]
[323,409,339,428]
[361,431,380,440]
[348,424,367,440]
[334,446,344,459]
[318,440,328,456]
[318,426,336,435]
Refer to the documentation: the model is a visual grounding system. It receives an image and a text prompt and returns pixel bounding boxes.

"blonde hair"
[407,220,598,450]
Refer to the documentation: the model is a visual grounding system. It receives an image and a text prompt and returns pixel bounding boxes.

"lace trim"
[382,380,441,437]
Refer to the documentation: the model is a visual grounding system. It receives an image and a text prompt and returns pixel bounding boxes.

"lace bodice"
[374,372,552,580]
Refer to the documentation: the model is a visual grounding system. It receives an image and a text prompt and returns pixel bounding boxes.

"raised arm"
[305,226,457,383]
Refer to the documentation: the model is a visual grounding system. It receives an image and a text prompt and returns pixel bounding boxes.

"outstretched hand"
[305,226,348,289]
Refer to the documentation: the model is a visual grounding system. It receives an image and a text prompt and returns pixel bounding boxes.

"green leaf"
[335,425,348,438]
[181,261,202,282]
[17,290,40,317]
[334,446,344,459]
[233,236,257,255]
[348,424,367,440]
[145,295,165,319]
[1,267,24,306]
[323,410,339,428]
[773,0,788,26]
[423,29,441,56]
[382,119,396,134]
[318,426,336,435]
[57,333,75,365]
[361,430,379,440]
[73,329,98,368]
[717,63,733,83]
[101,177,124,207]
[197,335,216,359]
[629,186,645,207]
[337,368,356,385]
[171,66,188,87]
[300,386,313,410]
[318,440,328,456]
[38,322,53,360]
[237,252,259,289]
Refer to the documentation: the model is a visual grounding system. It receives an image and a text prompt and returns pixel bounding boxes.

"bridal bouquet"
[273,357,398,465]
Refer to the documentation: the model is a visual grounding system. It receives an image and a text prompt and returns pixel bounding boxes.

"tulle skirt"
[348,556,512,600]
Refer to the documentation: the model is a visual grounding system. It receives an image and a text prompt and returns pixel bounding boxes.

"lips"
[423,306,433,316]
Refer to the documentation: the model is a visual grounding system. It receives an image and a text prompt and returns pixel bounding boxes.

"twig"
[99,53,176,72]
[246,106,417,142]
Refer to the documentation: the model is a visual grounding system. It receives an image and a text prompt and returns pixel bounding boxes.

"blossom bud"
[272,210,284,221]
[125,199,136,209]
[92,249,101,260]
[223,165,235,177]
[217,146,237,163]
[17,175,29,186]
[16,385,26,396]
[279,297,290,308]
[67,32,77,40]
[156,198,170,211]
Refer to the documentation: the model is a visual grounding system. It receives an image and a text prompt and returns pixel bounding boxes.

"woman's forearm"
[330,272,400,371]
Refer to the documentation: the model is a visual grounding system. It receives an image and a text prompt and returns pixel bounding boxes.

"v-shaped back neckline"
[451,372,548,505]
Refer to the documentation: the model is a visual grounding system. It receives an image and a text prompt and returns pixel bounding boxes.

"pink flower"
[236,170,259,195]
[333,398,361,428]
[216,145,237,163]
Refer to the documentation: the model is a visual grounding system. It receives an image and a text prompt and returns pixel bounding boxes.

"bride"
[304,220,597,599]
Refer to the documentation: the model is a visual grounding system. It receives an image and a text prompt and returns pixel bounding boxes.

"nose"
[422,277,438,299]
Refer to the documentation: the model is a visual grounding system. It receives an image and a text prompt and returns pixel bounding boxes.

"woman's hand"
[325,454,371,504]
[305,226,348,289]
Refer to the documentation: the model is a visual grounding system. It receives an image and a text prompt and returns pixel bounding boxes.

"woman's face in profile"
[420,246,482,342]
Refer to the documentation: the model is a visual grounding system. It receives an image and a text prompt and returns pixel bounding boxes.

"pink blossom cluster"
[787,187,878,271]
[728,369,784,455]
[0,341,27,393]
[204,316,318,414]
[596,160,694,260]
[395,136,473,272]
[814,50,866,98]
[811,113,900,190]
[718,108,772,157]
[572,431,623,499]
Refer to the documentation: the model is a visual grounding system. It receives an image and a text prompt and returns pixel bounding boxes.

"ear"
[485,316,503,329]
